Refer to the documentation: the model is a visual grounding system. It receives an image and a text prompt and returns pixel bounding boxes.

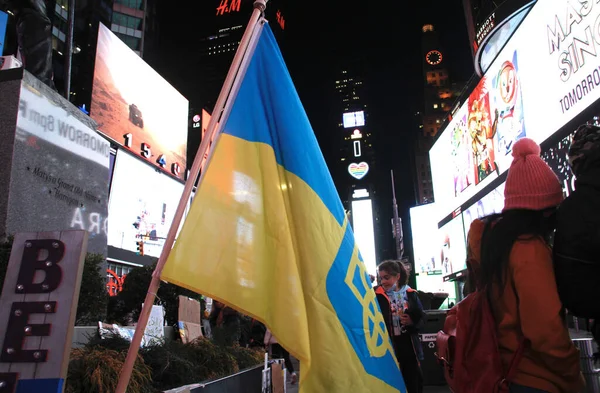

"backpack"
[435,287,526,393]
[553,187,600,319]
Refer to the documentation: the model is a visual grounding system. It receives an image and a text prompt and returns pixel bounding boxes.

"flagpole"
[114,2,268,392]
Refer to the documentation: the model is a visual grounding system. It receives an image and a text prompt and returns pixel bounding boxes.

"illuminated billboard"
[91,23,189,179]
[438,215,467,277]
[430,0,600,221]
[0,11,7,56]
[410,203,440,274]
[5,77,110,256]
[351,198,376,276]
[107,150,186,258]
[343,111,365,128]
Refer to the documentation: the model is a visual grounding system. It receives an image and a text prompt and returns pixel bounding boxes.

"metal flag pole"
[391,170,403,259]
[115,2,268,392]
[64,0,75,100]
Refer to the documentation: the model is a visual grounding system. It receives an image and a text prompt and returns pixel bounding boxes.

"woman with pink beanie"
[466,138,584,393]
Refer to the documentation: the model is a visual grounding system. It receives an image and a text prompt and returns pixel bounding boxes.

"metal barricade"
[573,338,600,393]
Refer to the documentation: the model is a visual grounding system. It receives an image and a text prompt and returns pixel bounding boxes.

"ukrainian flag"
[162,22,405,393]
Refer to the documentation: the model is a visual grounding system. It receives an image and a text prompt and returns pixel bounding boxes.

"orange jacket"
[467,219,583,393]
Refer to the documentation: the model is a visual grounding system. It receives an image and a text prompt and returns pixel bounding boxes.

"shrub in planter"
[188,338,239,377]
[0,236,12,292]
[74,333,264,392]
[66,348,154,393]
[141,340,208,391]
[111,264,202,326]
[76,253,109,325]
[227,344,265,370]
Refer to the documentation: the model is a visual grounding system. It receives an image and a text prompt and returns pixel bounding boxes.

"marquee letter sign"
[348,162,369,180]
[0,231,88,393]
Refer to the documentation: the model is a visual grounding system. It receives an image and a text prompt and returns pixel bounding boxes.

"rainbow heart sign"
[348,162,369,180]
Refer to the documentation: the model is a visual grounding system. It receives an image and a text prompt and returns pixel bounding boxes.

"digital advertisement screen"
[0,11,7,56]
[351,198,376,276]
[6,78,110,256]
[107,150,186,258]
[478,5,531,74]
[410,203,441,275]
[462,182,505,238]
[542,132,576,197]
[415,274,457,309]
[343,111,365,128]
[430,0,600,222]
[438,215,467,277]
[91,23,189,179]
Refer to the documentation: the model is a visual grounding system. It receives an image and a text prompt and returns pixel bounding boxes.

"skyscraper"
[331,64,380,274]
[414,24,464,204]
[44,0,157,108]
[110,0,154,57]
[191,0,286,112]
[187,0,287,168]
[462,0,502,58]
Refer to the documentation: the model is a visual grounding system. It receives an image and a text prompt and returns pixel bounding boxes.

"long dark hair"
[378,260,409,287]
[479,208,557,297]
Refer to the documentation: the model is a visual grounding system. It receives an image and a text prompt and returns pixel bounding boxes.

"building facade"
[330,64,381,274]
[46,0,155,107]
[414,24,463,205]
[187,0,287,168]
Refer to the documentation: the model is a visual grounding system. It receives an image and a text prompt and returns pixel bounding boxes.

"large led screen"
[351,198,376,276]
[91,23,189,179]
[6,76,110,256]
[430,0,600,221]
[410,203,440,274]
[0,11,7,55]
[343,111,365,128]
[107,150,185,258]
[462,182,506,235]
[438,215,467,277]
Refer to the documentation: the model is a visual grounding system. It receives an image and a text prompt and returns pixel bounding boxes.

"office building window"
[115,33,141,50]
[115,0,144,10]
[113,11,143,30]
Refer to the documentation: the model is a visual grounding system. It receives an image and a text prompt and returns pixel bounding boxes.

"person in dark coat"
[209,300,241,346]
[375,260,425,393]
[554,124,600,357]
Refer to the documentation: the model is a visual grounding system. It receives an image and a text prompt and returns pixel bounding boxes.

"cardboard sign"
[0,231,88,393]
[271,363,284,393]
[178,296,202,344]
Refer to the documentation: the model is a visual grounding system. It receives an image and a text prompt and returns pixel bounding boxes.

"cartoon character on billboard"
[492,53,526,156]
[451,115,473,196]
[468,78,498,185]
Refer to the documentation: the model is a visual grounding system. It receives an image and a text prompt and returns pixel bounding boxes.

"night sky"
[148,0,474,260]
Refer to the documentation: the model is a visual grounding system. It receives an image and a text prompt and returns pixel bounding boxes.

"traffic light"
[136,240,144,256]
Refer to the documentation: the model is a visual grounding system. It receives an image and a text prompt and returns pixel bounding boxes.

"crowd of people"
[436,127,600,393]
[372,126,600,393]
[203,126,600,393]
[206,299,298,385]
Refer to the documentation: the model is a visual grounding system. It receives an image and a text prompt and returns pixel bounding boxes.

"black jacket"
[375,286,425,361]
[554,167,600,318]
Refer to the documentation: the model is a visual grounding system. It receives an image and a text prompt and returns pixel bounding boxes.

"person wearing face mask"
[375,260,425,393]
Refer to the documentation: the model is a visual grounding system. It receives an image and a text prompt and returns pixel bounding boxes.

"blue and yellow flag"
[162,23,405,393]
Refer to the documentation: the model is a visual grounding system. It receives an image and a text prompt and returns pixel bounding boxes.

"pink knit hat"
[503,138,564,211]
